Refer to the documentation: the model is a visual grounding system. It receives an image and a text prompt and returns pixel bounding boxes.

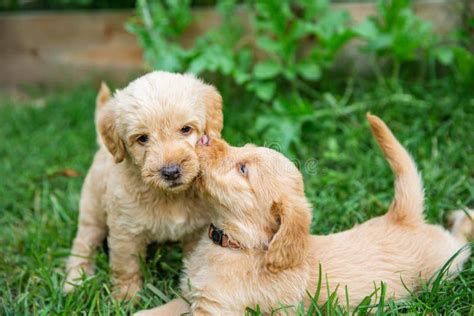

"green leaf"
[234,71,251,84]
[370,34,393,51]
[354,19,379,40]
[253,60,281,79]
[435,47,454,66]
[253,81,276,101]
[297,63,322,81]
[187,54,211,74]
[256,36,280,52]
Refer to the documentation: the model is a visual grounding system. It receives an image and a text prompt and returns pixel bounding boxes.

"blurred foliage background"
[126,0,473,157]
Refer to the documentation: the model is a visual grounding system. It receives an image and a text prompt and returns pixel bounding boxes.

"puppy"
[64,71,223,300]
[136,114,472,315]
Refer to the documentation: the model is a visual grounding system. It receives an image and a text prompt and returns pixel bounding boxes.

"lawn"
[0,78,473,315]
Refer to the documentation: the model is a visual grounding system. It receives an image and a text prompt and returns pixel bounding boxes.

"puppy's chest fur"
[117,194,208,241]
[104,165,209,242]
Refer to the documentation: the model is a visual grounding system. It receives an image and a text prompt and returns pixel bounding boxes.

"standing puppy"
[64,71,223,300]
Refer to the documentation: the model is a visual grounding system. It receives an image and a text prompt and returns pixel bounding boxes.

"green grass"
[0,78,473,315]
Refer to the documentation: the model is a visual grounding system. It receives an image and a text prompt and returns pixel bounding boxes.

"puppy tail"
[367,113,424,225]
[95,82,111,146]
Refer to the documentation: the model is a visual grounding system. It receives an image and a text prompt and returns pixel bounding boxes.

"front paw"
[63,263,95,293]
[113,280,142,302]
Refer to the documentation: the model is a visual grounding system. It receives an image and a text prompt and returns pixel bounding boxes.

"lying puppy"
[137,114,472,315]
[64,71,223,299]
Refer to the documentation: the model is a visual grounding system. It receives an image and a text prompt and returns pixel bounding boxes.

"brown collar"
[208,224,241,249]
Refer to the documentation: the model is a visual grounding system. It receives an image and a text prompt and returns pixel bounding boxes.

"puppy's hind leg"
[448,209,474,242]
[440,209,474,276]
[64,180,107,293]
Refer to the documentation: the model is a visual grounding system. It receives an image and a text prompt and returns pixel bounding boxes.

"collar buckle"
[208,223,241,249]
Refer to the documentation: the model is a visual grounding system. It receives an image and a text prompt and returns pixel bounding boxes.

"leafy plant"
[128,0,355,155]
[255,94,316,158]
[128,0,474,157]
[128,0,253,79]
[244,0,354,102]
[186,0,251,79]
[126,0,193,71]
[431,11,474,88]
[354,0,435,80]
[433,45,474,86]
[128,0,354,102]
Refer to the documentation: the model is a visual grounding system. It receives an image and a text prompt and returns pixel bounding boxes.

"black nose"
[160,164,181,181]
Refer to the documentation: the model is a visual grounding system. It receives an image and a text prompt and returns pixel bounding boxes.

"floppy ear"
[264,197,312,273]
[98,105,126,163]
[203,85,223,138]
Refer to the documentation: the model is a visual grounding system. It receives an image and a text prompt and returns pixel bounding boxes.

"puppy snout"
[160,164,182,181]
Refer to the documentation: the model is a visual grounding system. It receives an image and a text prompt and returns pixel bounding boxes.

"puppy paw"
[63,281,79,294]
[113,281,142,302]
[63,263,94,293]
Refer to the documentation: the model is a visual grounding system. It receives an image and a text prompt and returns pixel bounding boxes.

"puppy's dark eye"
[239,163,248,176]
[181,125,193,135]
[137,134,149,145]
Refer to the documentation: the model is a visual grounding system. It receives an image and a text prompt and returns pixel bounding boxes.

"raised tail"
[367,113,424,225]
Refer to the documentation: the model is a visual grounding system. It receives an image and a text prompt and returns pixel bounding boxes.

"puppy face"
[196,139,295,215]
[98,72,223,193]
[197,139,312,271]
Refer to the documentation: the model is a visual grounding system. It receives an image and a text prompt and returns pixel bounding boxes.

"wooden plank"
[0,11,143,87]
